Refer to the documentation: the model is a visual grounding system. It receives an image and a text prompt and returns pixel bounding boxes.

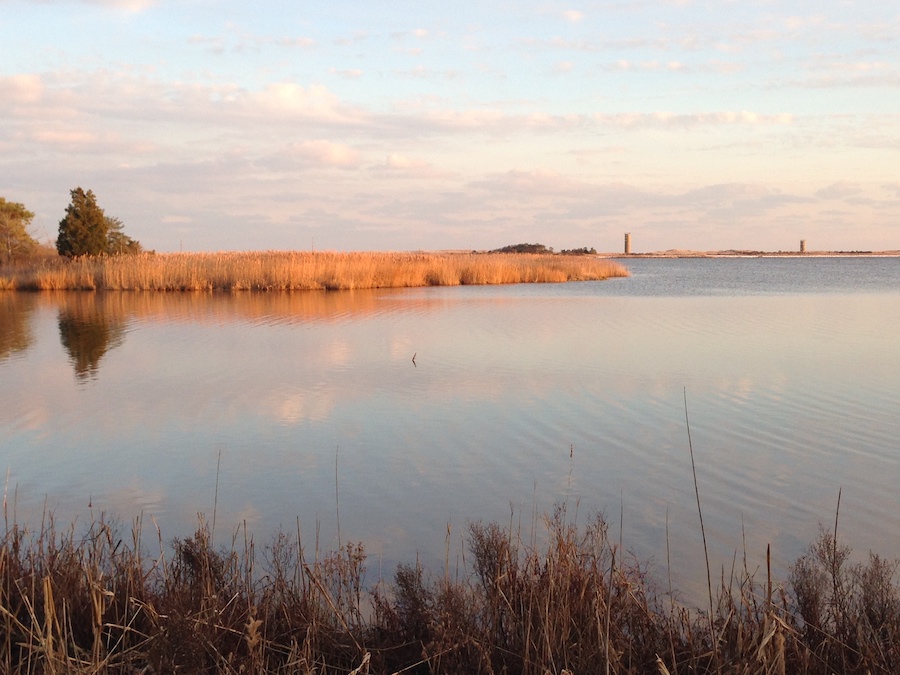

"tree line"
[491,242,598,255]
[0,188,142,263]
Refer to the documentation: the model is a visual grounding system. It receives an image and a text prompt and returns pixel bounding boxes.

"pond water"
[2,257,899,601]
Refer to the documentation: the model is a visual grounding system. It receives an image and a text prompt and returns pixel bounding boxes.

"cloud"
[808,61,892,74]
[783,14,826,31]
[334,31,368,46]
[519,35,669,54]
[407,108,792,136]
[86,0,157,10]
[469,169,589,198]
[459,175,821,242]
[568,146,626,163]
[394,65,461,80]
[188,31,316,56]
[259,82,333,110]
[380,153,454,180]
[392,28,432,43]
[244,82,371,126]
[793,73,900,90]
[0,69,801,153]
[249,139,362,175]
[0,72,350,148]
[275,37,316,49]
[592,111,794,129]
[6,74,43,104]
[283,140,361,169]
[384,154,420,170]
[562,10,584,23]
[679,183,811,213]
[17,125,157,156]
[188,34,227,55]
[329,68,364,79]
[816,182,864,200]
[602,59,741,74]
[24,0,158,10]
[32,129,105,146]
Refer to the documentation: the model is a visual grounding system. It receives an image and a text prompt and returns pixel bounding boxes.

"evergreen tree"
[56,188,109,257]
[0,197,38,262]
[106,216,143,255]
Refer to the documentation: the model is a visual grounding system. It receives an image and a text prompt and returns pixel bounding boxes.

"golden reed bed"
[0,251,628,291]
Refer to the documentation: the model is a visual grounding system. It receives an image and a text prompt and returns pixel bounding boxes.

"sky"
[1,0,898,253]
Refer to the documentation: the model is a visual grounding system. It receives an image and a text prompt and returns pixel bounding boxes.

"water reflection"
[0,293,36,361]
[59,288,440,328]
[57,294,127,381]
[2,260,900,609]
[42,289,454,379]
[48,289,446,379]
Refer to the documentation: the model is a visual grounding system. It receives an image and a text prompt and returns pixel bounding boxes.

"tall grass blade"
[684,387,717,671]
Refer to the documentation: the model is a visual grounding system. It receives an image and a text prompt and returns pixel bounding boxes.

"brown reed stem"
[335,445,341,551]
[684,387,718,672]
[212,447,222,548]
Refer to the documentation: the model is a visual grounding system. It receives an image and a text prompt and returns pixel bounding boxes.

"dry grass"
[2,505,899,674]
[0,251,629,291]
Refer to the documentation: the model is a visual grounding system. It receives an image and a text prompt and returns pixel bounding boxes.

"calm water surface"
[2,257,899,599]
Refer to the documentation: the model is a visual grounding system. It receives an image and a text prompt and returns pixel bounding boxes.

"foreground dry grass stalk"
[2,507,899,674]
[0,251,628,291]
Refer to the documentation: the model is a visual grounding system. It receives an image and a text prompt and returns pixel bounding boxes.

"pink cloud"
[380,153,454,180]
[5,74,43,104]
[816,182,864,200]
[290,140,360,168]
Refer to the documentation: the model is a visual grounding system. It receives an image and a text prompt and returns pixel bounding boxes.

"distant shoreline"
[596,249,900,259]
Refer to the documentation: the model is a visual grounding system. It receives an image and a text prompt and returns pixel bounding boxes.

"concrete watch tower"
[624,232,632,255]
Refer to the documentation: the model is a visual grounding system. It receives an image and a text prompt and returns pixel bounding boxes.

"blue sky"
[1,0,898,252]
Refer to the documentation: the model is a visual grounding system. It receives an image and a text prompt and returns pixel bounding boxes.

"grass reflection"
[0,293,36,361]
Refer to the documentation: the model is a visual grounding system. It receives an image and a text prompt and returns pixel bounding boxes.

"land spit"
[0,251,628,291]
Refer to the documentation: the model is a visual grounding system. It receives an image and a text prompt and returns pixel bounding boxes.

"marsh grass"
[0,251,628,291]
[2,503,899,674]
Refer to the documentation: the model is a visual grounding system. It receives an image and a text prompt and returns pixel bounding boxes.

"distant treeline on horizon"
[490,242,598,255]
